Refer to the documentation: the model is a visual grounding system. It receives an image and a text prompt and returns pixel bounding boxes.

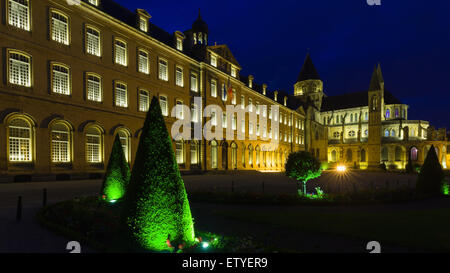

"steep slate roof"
[297,53,321,82]
[321,90,403,112]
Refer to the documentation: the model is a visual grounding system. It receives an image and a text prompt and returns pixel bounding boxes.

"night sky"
[114,0,450,129]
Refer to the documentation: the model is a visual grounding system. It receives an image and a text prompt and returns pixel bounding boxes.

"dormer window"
[231,67,237,78]
[139,17,148,32]
[211,55,217,67]
[176,38,183,51]
[88,0,98,6]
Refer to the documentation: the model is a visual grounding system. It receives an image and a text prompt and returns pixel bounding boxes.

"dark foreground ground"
[0,171,449,253]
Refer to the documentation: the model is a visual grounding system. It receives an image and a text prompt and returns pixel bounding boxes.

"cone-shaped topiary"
[122,96,195,251]
[416,145,445,196]
[100,134,131,201]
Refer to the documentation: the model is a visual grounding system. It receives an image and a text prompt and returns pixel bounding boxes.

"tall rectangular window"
[222,113,227,129]
[211,79,217,97]
[8,0,30,31]
[51,124,70,163]
[211,55,217,67]
[86,26,101,56]
[231,67,237,77]
[158,59,168,81]
[138,50,149,74]
[139,90,149,112]
[86,74,102,102]
[51,11,69,45]
[249,98,253,112]
[211,110,217,126]
[159,96,168,116]
[8,51,31,87]
[176,66,183,87]
[190,73,198,92]
[139,17,148,32]
[176,38,183,51]
[191,104,198,123]
[114,39,127,66]
[176,100,184,120]
[241,95,245,109]
[52,64,70,95]
[115,82,128,107]
[9,118,31,162]
[232,89,237,105]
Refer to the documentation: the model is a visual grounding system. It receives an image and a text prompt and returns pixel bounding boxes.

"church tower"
[294,53,324,110]
[367,63,384,168]
[191,9,209,47]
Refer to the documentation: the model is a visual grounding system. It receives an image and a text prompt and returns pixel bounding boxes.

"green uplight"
[443,184,449,195]
[202,242,209,248]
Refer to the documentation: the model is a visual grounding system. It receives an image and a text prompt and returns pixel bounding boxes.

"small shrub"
[416,145,445,196]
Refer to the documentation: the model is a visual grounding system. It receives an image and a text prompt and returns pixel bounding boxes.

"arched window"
[231,143,237,170]
[395,146,402,161]
[381,146,388,162]
[346,149,352,162]
[248,145,253,166]
[361,149,366,162]
[8,117,32,162]
[364,129,369,137]
[175,139,184,164]
[118,130,130,162]
[411,147,418,161]
[331,150,337,162]
[86,126,102,163]
[51,122,71,163]
[211,140,218,169]
[391,130,396,137]
[190,141,199,165]
[384,129,390,137]
[386,109,390,118]
[395,108,399,118]
[350,114,353,122]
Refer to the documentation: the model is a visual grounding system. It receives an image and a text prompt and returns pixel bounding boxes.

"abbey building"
[0,0,447,182]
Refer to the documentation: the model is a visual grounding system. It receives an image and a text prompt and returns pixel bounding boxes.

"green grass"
[215,206,450,252]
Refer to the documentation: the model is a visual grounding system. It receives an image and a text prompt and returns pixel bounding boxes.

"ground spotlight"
[337,165,347,172]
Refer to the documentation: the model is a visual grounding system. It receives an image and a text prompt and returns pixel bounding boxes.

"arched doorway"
[221,142,228,170]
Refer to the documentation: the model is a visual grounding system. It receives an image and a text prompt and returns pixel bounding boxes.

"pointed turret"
[377,63,384,84]
[297,53,321,82]
[369,66,382,91]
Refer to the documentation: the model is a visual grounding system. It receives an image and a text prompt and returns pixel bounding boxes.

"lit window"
[158,59,168,81]
[176,66,184,87]
[221,84,227,101]
[256,102,260,115]
[139,90,149,112]
[391,129,396,137]
[8,118,32,162]
[114,39,127,66]
[115,82,128,107]
[386,109,390,118]
[176,140,184,164]
[139,17,148,32]
[52,64,70,95]
[211,141,218,169]
[86,73,102,102]
[190,141,199,164]
[231,66,237,77]
[86,127,102,163]
[176,38,183,51]
[86,26,101,57]
[241,95,245,110]
[138,50,149,74]
[191,73,198,92]
[8,0,30,31]
[249,121,253,135]
[384,129,390,137]
[159,96,168,116]
[232,89,236,105]
[176,100,184,120]
[211,55,217,67]
[191,104,198,123]
[241,119,245,133]
[51,123,70,163]
[222,113,227,128]
[211,109,217,126]
[232,114,237,130]
[411,147,418,161]
[211,79,217,97]
[8,51,31,87]
[249,98,253,112]
[51,11,69,45]
[118,130,130,162]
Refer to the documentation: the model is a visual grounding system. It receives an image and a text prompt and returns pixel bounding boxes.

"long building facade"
[0,0,306,182]
[0,0,448,183]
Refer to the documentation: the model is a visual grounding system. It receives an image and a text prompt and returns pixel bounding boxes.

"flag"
[226,77,233,102]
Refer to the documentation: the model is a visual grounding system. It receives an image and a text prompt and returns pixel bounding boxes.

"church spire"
[377,62,384,84]
[297,53,321,82]
[369,65,382,91]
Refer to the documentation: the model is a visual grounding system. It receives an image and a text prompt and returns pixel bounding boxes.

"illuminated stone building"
[295,55,449,170]
[0,0,306,181]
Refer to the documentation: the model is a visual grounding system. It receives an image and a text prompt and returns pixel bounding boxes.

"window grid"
[115,40,127,66]
[8,0,30,31]
[9,52,30,87]
[86,27,101,56]
[176,141,184,164]
[9,121,31,162]
[176,67,183,87]
[160,96,168,116]
[51,12,69,45]
[52,65,70,95]
[139,90,149,112]
[86,134,101,163]
[52,130,70,163]
[159,59,168,81]
[191,74,198,92]
[138,50,149,74]
[115,83,128,107]
[87,74,101,102]
[211,80,217,97]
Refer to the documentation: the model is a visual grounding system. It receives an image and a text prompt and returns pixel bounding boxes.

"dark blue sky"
[115,0,450,129]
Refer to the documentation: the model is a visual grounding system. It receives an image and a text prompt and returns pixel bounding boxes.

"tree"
[285,151,322,195]
[405,149,414,173]
[121,96,195,251]
[100,134,130,201]
[416,145,445,196]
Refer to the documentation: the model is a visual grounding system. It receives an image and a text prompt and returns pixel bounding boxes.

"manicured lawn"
[215,205,450,252]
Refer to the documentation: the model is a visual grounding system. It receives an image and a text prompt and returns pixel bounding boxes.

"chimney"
[248,75,254,88]
[262,84,267,95]
[274,91,278,102]
[284,96,288,106]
